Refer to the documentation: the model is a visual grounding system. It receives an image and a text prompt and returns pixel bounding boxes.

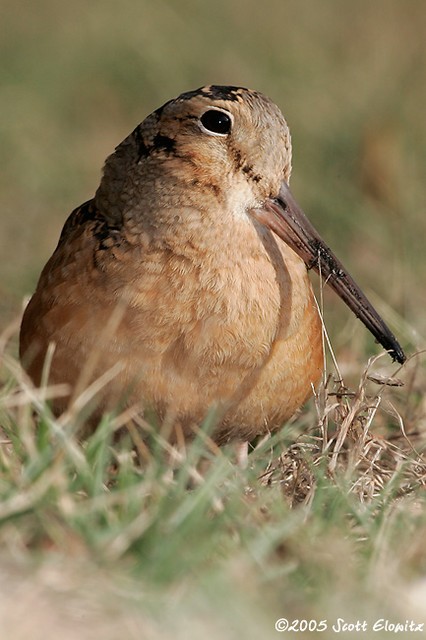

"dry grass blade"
[262,354,426,505]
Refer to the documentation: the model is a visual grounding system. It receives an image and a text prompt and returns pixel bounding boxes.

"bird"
[19,85,406,446]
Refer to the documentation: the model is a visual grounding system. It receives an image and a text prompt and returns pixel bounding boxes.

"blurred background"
[1,0,425,362]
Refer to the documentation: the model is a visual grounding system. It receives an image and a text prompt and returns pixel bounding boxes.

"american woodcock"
[20,85,406,444]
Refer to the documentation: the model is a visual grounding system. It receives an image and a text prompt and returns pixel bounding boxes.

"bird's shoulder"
[35,199,138,292]
[56,199,120,251]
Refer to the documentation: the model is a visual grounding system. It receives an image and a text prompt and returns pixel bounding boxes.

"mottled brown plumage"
[20,85,405,444]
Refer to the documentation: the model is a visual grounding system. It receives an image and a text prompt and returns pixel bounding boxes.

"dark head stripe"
[132,124,176,162]
[176,85,248,103]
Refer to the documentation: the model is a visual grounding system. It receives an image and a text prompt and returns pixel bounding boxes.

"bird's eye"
[199,109,232,136]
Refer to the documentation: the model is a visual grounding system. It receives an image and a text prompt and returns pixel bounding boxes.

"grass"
[1,313,426,638]
[1,0,426,637]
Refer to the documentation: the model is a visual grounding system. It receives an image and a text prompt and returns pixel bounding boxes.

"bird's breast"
[21,208,323,439]
[112,216,323,436]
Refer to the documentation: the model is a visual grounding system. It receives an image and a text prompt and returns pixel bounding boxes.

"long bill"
[252,181,406,364]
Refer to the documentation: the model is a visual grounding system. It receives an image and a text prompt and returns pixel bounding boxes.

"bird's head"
[96,85,292,217]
